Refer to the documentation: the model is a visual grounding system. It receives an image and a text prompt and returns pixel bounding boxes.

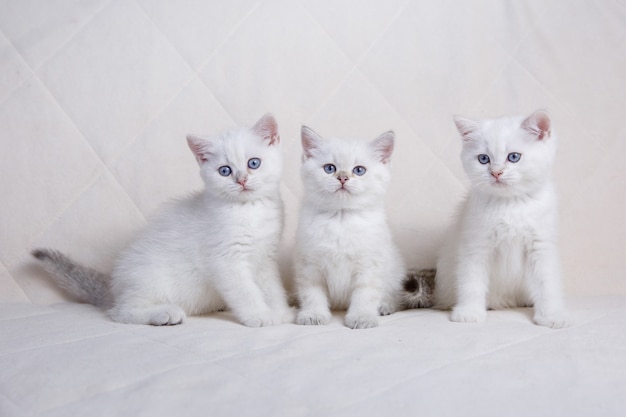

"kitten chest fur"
[456,185,558,308]
[296,206,391,310]
[112,193,283,315]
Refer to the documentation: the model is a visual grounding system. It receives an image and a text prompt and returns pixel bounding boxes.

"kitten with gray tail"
[33,114,294,327]
[433,110,568,328]
[293,126,406,329]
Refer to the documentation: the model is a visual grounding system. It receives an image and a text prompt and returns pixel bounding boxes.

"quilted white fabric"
[2,299,626,416]
[1,1,625,416]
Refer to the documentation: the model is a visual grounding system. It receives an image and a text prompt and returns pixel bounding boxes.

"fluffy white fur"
[294,127,406,329]
[434,110,568,328]
[34,114,293,327]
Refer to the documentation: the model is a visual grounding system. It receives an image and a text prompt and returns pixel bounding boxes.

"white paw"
[241,310,274,328]
[450,306,486,324]
[345,313,379,329]
[296,310,330,326]
[151,305,186,326]
[378,302,396,316]
[534,313,570,329]
[274,307,296,324]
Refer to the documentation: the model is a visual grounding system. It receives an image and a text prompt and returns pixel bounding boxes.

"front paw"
[378,302,397,316]
[296,310,330,326]
[150,305,186,326]
[345,313,379,329]
[241,310,274,328]
[450,306,486,323]
[534,312,570,329]
[275,307,297,324]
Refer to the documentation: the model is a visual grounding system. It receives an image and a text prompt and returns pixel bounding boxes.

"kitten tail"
[31,248,112,309]
[401,268,436,308]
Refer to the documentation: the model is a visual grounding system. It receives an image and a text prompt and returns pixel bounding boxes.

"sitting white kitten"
[434,110,568,328]
[33,114,293,327]
[294,126,406,329]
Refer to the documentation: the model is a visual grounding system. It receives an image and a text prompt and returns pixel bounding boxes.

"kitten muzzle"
[491,170,503,180]
[236,175,249,190]
[337,173,349,184]
[336,172,350,192]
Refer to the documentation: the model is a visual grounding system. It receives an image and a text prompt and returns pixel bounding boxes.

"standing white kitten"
[294,127,406,329]
[33,114,293,327]
[434,110,568,328]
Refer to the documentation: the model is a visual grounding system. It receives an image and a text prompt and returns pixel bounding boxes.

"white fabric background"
[1,2,626,417]
[1,0,624,302]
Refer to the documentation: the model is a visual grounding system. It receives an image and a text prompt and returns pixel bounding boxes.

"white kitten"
[33,114,293,327]
[294,126,406,329]
[434,110,568,328]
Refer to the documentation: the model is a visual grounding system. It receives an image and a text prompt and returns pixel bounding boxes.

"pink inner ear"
[253,113,280,145]
[301,137,315,158]
[186,136,210,163]
[453,116,480,141]
[373,131,395,164]
[301,126,322,159]
[522,110,551,140]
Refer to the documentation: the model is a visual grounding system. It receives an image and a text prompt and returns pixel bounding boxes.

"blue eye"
[323,164,336,174]
[248,158,261,169]
[477,154,490,164]
[218,166,232,176]
[507,152,522,163]
[353,166,366,176]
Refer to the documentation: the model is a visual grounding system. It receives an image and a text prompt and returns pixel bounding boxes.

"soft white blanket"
[2,297,625,416]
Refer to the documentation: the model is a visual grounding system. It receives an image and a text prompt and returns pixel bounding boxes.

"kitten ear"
[252,113,280,145]
[372,131,395,164]
[522,110,551,140]
[186,135,213,166]
[301,126,324,159]
[453,116,480,141]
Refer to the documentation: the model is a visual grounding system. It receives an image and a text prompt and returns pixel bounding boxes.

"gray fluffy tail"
[401,268,436,309]
[32,248,112,308]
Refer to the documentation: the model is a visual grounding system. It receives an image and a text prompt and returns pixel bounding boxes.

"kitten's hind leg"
[379,292,403,316]
[378,301,396,316]
[109,303,186,326]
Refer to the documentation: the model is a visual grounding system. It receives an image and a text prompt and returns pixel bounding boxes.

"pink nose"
[237,177,247,186]
[338,175,349,184]
[491,170,503,179]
